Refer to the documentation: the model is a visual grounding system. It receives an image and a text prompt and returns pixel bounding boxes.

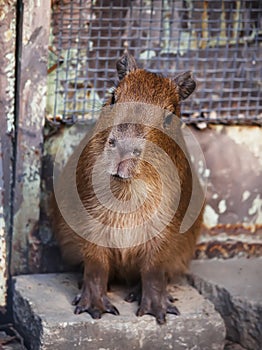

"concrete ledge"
[190,258,262,350]
[13,273,225,350]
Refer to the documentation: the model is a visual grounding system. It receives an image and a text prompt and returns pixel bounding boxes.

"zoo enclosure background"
[47,0,262,125]
[0,0,261,312]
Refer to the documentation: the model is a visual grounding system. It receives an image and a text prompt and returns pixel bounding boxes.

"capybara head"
[101,52,196,181]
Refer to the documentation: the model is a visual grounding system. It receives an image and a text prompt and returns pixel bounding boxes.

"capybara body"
[52,53,204,324]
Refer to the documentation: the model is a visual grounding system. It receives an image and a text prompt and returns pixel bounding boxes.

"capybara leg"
[136,269,180,324]
[72,260,119,319]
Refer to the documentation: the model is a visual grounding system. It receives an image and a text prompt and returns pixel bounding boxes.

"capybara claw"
[167,304,180,315]
[74,305,87,315]
[136,297,180,324]
[89,308,103,319]
[156,312,166,325]
[72,294,81,306]
[73,292,119,319]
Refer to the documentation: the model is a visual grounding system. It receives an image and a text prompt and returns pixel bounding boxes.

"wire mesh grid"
[47,0,262,125]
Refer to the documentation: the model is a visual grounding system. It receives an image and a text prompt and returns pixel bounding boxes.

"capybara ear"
[173,71,196,100]
[116,52,138,80]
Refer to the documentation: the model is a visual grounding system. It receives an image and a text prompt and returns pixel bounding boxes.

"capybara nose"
[115,159,136,179]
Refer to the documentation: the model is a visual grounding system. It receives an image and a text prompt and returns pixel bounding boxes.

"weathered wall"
[0,0,17,310]
[192,125,262,258]
[39,123,262,272]
[40,123,90,271]
[11,0,51,275]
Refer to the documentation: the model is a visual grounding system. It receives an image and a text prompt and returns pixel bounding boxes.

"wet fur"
[51,53,204,324]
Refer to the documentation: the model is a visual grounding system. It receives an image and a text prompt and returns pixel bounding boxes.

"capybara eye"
[133,148,141,157]
[108,138,116,147]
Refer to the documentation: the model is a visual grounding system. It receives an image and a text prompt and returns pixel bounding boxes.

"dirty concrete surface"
[12,273,225,350]
[190,258,262,350]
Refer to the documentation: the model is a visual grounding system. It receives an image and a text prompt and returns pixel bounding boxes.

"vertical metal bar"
[0,142,8,311]
[11,0,51,275]
[53,0,65,120]
[63,0,74,119]
[0,0,17,311]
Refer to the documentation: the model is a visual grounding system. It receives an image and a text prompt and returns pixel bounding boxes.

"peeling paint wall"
[191,125,262,258]
[40,123,93,271]
[0,0,17,310]
[11,0,51,275]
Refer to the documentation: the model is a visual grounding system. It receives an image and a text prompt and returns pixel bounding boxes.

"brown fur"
[51,53,204,324]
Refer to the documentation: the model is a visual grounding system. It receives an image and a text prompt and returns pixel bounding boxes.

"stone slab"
[13,273,225,350]
[190,258,262,350]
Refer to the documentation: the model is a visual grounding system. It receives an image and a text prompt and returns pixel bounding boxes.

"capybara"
[52,52,204,324]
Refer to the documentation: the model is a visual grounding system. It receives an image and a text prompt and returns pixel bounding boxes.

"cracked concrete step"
[12,273,225,350]
[190,258,262,350]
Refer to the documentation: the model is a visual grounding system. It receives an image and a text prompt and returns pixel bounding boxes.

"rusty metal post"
[0,0,17,310]
[0,142,8,311]
[11,0,51,275]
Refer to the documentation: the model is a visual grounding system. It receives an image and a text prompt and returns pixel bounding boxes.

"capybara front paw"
[136,296,180,325]
[72,293,119,319]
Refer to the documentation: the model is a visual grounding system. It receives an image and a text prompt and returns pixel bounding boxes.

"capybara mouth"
[111,173,130,181]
